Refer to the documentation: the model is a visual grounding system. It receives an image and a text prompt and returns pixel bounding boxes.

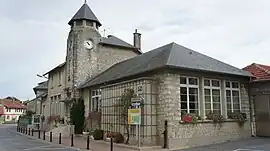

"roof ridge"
[165,42,177,65]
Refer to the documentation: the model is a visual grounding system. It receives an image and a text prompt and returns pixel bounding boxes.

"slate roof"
[68,3,101,26]
[243,63,270,81]
[33,80,48,94]
[80,42,252,88]
[34,81,48,90]
[99,35,142,54]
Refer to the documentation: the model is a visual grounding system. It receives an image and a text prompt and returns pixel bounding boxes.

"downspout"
[248,77,255,137]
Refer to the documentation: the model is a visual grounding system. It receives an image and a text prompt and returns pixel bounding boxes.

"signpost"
[129,97,142,147]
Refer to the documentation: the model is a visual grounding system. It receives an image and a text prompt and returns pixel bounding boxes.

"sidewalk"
[17,128,166,151]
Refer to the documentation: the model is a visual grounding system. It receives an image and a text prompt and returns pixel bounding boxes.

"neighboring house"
[0,99,26,122]
[243,63,270,137]
[39,2,142,123]
[79,42,253,149]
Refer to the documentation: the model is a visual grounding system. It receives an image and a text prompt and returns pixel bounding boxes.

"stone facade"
[44,65,66,119]
[155,71,251,150]
[82,69,251,148]
[65,21,138,99]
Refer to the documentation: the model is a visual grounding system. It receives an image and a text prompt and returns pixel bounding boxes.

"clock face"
[84,40,93,49]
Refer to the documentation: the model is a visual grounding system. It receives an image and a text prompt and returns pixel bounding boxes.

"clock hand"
[87,42,90,45]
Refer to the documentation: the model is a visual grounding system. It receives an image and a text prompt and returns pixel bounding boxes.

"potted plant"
[180,112,198,124]
[206,111,225,127]
[228,112,247,126]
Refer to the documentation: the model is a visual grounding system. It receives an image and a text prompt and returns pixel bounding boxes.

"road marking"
[23,145,53,150]
[0,138,14,141]
[233,149,264,151]
[37,148,70,150]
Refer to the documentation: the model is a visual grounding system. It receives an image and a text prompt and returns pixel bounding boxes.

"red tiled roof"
[243,63,270,81]
[0,99,26,109]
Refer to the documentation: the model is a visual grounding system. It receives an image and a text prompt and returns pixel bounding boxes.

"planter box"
[83,132,90,135]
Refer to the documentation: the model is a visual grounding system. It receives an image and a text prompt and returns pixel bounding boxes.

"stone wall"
[66,27,138,97]
[155,72,251,149]
[169,121,250,149]
[47,66,66,118]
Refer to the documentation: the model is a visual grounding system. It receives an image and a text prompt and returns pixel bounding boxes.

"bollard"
[50,132,52,142]
[31,129,34,136]
[38,130,41,139]
[86,135,90,150]
[71,134,74,147]
[110,137,113,151]
[163,120,168,149]
[25,127,27,134]
[43,131,45,140]
[59,133,61,144]
[28,128,30,135]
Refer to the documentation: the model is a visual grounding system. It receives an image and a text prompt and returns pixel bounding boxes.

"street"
[180,137,270,151]
[1,124,270,151]
[0,124,79,151]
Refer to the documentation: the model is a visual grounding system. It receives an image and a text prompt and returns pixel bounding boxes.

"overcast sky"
[0,0,270,101]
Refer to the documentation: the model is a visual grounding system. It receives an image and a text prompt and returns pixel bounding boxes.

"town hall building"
[40,1,142,123]
[29,1,255,150]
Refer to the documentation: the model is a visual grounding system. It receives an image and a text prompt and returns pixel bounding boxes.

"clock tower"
[65,1,102,99]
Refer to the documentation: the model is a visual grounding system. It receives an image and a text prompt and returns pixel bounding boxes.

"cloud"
[1,0,270,100]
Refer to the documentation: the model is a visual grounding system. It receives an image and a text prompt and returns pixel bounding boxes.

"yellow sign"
[128,108,141,125]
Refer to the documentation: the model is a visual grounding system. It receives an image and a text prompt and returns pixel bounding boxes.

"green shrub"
[70,98,85,134]
[93,129,104,140]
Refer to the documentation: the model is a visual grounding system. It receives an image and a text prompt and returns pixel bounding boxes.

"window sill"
[179,119,248,124]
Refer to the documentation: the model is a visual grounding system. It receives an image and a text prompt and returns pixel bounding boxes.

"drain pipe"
[248,77,256,137]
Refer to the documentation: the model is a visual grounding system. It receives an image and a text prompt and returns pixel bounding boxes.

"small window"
[76,20,83,26]
[204,79,210,86]
[212,80,220,87]
[188,78,198,85]
[86,21,93,26]
[225,82,231,88]
[180,77,187,84]
[232,82,239,88]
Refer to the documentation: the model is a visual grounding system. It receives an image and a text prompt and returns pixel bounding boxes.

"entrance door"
[254,95,270,136]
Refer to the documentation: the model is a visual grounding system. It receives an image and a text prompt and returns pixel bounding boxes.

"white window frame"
[203,78,222,115]
[225,81,241,113]
[179,76,200,116]
[91,89,102,112]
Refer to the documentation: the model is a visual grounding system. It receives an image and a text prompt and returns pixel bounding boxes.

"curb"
[8,129,81,151]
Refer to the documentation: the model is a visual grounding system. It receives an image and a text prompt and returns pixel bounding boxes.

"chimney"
[133,29,141,50]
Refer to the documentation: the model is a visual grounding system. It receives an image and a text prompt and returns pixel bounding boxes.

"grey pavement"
[0,124,79,151]
[179,137,270,151]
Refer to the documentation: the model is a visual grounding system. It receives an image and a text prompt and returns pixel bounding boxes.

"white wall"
[4,107,26,121]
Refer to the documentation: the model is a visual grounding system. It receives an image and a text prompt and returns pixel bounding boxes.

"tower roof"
[68,3,102,26]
